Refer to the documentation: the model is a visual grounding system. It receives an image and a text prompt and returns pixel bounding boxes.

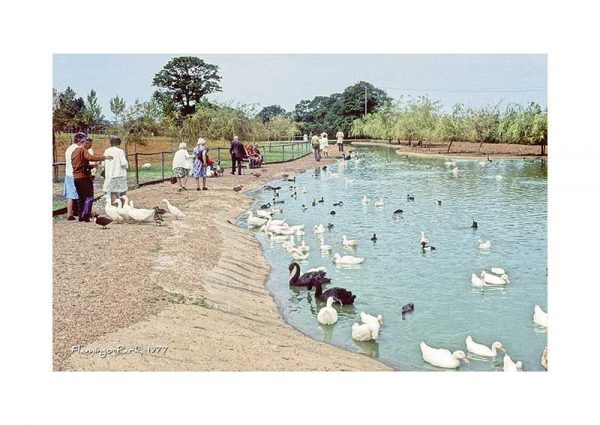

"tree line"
[53,56,547,154]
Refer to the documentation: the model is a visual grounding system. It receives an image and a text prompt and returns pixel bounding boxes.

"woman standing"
[172,142,193,191]
[102,135,129,202]
[320,132,329,157]
[192,137,209,191]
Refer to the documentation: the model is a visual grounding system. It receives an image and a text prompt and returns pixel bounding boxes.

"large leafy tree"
[52,86,86,131]
[152,56,222,116]
[338,81,391,132]
[258,105,286,123]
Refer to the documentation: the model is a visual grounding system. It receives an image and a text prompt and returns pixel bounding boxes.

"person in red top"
[71,132,113,222]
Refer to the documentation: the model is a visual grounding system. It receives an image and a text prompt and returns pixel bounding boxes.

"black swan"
[288,262,331,287]
[401,302,414,319]
[307,281,356,306]
[93,214,113,229]
[471,220,478,229]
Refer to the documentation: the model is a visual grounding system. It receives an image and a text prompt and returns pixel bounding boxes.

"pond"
[241,146,547,371]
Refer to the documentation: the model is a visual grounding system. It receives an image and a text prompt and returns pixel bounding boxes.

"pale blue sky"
[53,54,546,118]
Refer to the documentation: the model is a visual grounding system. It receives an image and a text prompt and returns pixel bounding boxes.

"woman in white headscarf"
[319,132,329,157]
[192,137,209,191]
[102,135,129,202]
[172,142,193,191]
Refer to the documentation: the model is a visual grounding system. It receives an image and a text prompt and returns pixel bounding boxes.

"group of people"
[62,132,124,222]
[229,135,263,175]
[172,138,215,191]
[310,130,345,162]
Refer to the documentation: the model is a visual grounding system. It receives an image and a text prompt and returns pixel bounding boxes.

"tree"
[84,89,104,131]
[152,56,222,116]
[52,86,87,131]
[435,103,468,153]
[109,95,126,124]
[338,81,391,132]
[465,105,500,152]
[258,105,286,123]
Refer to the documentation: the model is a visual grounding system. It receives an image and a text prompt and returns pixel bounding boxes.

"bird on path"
[93,214,113,229]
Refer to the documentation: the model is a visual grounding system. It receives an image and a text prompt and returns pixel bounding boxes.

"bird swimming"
[312,199,316,206]
[471,220,478,229]
[326,223,334,230]
[393,209,404,215]
[330,210,336,215]
[317,297,338,325]
[421,241,436,252]
[401,302,414,319]
[333,201,344,207]
[307,280,356,305]
[318,197,324,203]
[407,194,415,201]
[288,262,331,287]
[371,233,377,242]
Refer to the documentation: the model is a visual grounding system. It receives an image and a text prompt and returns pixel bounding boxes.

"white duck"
[374,198,384,207]
[481,270,508,286]
[313,224,325,234]
[470,273,488,288]
[104,197,123,223]
[246,211,268,227]
[465,336,506,357]
[342,235,358,246]
[128,201,155,222]
[420,342,469,369]
[163,199,185,219]
[477,239,491,250]
[333,253,364,265]
[112,198,130,220]
[317,297,338,325]
[361,195,370,204]
[503,354,523,372]
[491,267,506,275]
[533,305,548,328]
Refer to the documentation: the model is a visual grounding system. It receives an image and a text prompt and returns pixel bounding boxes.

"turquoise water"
[242,146,547,371]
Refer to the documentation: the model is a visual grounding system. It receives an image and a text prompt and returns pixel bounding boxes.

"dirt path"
[54,149,391,371]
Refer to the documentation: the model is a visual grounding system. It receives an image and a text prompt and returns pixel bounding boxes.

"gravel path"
[54,150,392,371]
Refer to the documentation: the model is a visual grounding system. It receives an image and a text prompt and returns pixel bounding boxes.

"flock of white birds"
[102,194,185,224]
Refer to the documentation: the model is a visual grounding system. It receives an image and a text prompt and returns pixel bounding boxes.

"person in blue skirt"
[192,138,209,190]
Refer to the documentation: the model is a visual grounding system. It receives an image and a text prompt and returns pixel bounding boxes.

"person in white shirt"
[336,129,345,152]
[172,142,193,191]
[319,132,329,157]
[102,135,129,202]
[63,141,80,220]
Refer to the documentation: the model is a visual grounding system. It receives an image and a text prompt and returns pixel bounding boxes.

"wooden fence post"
[161,152,165,181]
[134,153,139,187]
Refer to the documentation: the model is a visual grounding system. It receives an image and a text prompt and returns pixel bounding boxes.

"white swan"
[320,240,333,252]
[533,305,548,328]
[420,231,429,245]
[333,253,364,265]
[374,198,384,207]
[104,197,123,223]
[290,248,309,261]
[452,167,459,176]
[361,312,383,328]
[313,224,325,234]
[503,354,523,372]
[465,336,506,357]
[246,211,268,227]
[481,270,508,286]
[256,210,273,219]
[491,267,506,275]
[352,322,376,341]
[342,235,358,246]
[128,201,155,222]
[317,297,338,325]
[361,195,370,204]
[162,199,185,219]
[471,273,488,288]
[477,239,491,250]
[266,218,286,227]
[420,341,469,369]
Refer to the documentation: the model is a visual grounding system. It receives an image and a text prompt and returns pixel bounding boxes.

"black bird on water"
[407,194,415,202]
[333,201,344,207]
[435,199,442,206]
[401,302,415,319]
[327,223,334,230]
[273,200,285,204]
[393,209,404,215]
[93,214,113,229]
[330,210,336,215]
[312,199,316,206]
[471,221,478,229]
[260,202,271,209]
[318,197,324,203]
[301,204,307,211]
[322,165,328,170]
[371,233,378,242]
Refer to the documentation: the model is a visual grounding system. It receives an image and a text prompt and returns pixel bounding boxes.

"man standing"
[229,135,247,175]
[311,134,321,162]
[71,132,112,222]
[336,129,345,152]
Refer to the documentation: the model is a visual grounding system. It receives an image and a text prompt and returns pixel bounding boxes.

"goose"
[421,241,436,252]
[352,322,377,341]
[420,342,469,369]
[112,198,130,220]
[470,273,488,288]
[374,198,384,207]
[256,210,273,219]
[162,199,185,219]
[93,214,113,229]
[495,175,503,181]
[307,280,356,305]
[503,354,523,372]
[471,220,478,229]
[342,235,358,246]
[401,303,414,319]
[246,211,268,227]
[333,253,364,265]
[465,336,506,357]
[104,197,123,223]
[288,262,331,287]
[491,267,506,275]
[533,305,548,328]
[127,201,155,222]
[361,195,370,204]
[477,239,491,250]
[141,162,152,169]
[317,297,338,325]
[419,231,429,245]
[299,240,310,252]
[371,233,377,242]
[313,224,325,234]
[480,270,508,286]
[407,194,415,202]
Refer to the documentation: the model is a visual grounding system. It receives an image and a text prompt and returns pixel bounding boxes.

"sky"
[53,54,547,118]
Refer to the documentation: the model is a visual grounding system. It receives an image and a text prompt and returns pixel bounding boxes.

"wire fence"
[53,141,311,214]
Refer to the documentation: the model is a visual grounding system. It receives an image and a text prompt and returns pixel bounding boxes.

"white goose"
[333,253,364,265]
[533,305,548,328]
[163,199,185,219]
[481,270,508,286]
[361,195,370,204]
[420,341,469,369]
[465,336,506,357]
[503,354,523,372]
[471,273,488,288]
[128,201,155,222]
[104,197,123,223]
[112,198,130,220]
[374,198,384,207]
[477,239,491,250]
[246,211,268,227]
[342,235,358,246]
[317,297,338,325]
[313,224,325,234]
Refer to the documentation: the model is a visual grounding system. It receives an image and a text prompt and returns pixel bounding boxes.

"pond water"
[240,146,547,371]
